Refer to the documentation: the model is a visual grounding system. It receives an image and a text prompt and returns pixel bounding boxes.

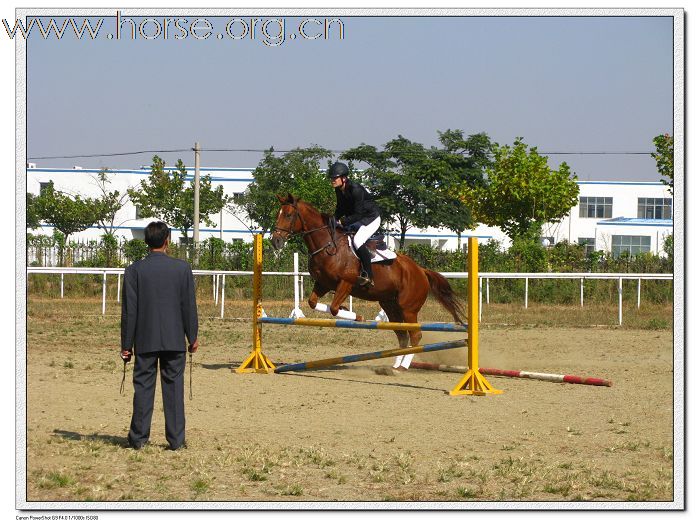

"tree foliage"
[230,146,334,234]
[128,156,228,240]
[32,182,104,265]
[26,192,41,230]
[343,132,491,249]
[652,133,673,194]
[34,182,102,242]
[432,130,493,246]
[461,138,579,242]
[92,169,131,236]
[342,137,430,248]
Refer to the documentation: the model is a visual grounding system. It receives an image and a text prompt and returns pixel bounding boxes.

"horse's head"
[271,193,303,250]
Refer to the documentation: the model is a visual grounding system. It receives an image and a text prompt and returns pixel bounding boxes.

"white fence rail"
[27,260,672,326]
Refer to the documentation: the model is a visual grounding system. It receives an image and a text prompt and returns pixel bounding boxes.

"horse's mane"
[293,198,331,222]
[294,198,343,233]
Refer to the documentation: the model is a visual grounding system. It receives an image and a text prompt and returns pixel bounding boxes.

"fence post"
[637,278,641,309]
[580,277,584,307]
[290,252,305,318]
[478,276,483,322]
[618,277,623,326]
[486,278,490,304]
[60,273,64,299]
[220,274,226,319]
[117,272,121,303]
[102,271,107,316]
[525,277,529,309]
[212,274,216,303]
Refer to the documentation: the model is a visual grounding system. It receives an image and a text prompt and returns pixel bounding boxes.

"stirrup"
[357,273,374,288]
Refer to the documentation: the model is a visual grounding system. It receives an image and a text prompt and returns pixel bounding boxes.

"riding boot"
[356,245,374,287]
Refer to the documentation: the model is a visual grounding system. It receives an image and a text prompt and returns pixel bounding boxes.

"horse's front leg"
[329,280,355,317]
[308,281,329,310]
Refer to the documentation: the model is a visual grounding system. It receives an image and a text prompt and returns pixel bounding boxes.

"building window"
[579,197,613,218]
[135,205,142,220]
[540,236,554,247]
[611,235,651,258]
[39,181,52,194]
[578,237,596,256]
[637,197,672,220]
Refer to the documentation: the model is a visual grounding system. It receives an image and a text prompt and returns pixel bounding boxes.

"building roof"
[597,217,673,227]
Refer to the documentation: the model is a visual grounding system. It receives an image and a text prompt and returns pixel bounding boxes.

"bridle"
[273,201,338,257]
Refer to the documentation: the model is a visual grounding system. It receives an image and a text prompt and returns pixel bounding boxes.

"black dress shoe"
[167,442,187,451]
[127,440,145,450]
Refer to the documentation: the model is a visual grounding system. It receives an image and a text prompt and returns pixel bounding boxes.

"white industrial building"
[26,165,673,257]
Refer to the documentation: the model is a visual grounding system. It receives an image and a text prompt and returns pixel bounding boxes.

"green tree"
[342,137,437,249]
[26,192,41,230]
[431,130,493,248]
[34,182,102,265]
[663,233,673,261]
[128,156,228,242]
[652,133,673,195]
[461,138,579,242]
[91,168,131,236]
[230,146,334,234]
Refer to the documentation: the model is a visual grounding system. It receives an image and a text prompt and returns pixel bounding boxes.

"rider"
[328,161,381,288]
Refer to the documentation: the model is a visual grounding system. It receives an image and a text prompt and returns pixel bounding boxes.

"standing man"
[121,221,199,451]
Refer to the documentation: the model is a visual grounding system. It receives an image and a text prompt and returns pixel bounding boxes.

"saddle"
[361,232,389,253]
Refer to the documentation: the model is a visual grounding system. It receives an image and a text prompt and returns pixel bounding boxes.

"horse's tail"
[423,268,467,325]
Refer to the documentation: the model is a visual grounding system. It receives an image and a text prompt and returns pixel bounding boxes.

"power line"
[28,147,656,161]
[28,148,192,161]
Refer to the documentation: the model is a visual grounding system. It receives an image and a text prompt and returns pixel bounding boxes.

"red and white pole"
[411,362,611,387]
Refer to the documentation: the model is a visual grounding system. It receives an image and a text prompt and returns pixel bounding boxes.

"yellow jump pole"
[450,237,503,396]
[235,233,275,373]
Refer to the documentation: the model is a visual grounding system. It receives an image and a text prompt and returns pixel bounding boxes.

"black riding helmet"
[328,161,349,180]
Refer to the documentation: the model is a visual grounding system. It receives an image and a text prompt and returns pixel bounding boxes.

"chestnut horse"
[270,194,466,350]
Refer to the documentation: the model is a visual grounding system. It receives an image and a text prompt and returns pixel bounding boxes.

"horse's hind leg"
[394,309,422,370]
[402,310,423,347]
[380,301,414,369]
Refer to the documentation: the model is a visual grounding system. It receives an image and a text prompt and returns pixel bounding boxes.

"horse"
[270,194,466,351]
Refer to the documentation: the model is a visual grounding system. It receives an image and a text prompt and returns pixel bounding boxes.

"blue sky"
[26,14,673,181]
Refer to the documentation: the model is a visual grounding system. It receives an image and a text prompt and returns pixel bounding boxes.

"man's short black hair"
[144,221,170,249]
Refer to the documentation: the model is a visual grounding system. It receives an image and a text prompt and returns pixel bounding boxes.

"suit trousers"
[128,351,186,449]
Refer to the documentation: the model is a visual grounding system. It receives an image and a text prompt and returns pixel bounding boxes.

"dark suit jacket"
[121,251,198,354]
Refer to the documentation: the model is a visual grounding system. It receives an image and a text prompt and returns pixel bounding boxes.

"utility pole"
[193,141,201,264]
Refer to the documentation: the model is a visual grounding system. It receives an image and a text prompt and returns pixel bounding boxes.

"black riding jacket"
[333,180,381,226]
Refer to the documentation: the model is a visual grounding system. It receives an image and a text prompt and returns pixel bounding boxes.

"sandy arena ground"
[24,298,675,506]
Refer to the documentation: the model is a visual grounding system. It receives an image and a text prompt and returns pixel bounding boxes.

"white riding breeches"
[352,216,381,250]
